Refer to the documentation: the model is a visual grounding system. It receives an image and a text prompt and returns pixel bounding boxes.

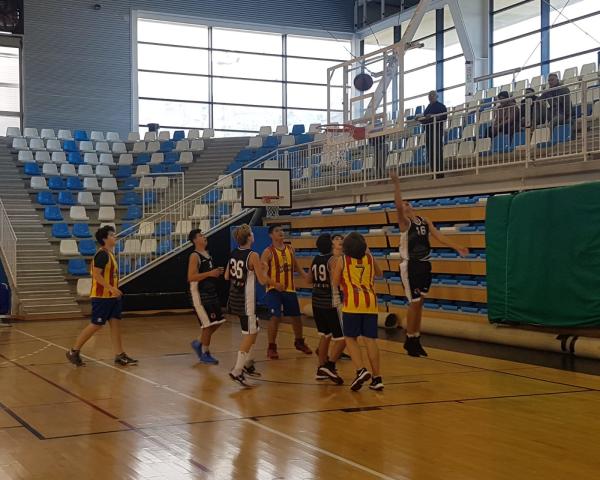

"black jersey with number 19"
[311,254,338,309]
[227,248,255,317]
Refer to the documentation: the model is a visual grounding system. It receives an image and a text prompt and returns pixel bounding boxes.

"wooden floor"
[1,316,600,480]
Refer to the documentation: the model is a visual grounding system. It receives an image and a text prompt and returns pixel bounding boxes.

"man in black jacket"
[418,91,447,179]
[540,73,571,127]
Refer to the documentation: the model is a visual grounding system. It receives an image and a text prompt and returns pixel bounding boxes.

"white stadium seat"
[24,128,39,138]
[123,239,141,255]
[132,142,146,153]
[144,132,157,142]
[158,131,170,141]
[77,192,95,206]
[279,135,295,147]
[60,240,79,256]
[137,222,153,236]
[18,151,33,162]
[275,125,288,135]
[217,175,233,188]
[141,239,157,255]
[146,141,160,153]
[35,151,50,163]
[175,140,190,152]
[190,204,209,219]
[90,131,105,141]
[51,152,67,164]
[178,152,193,164]
[135,165,150,177]
[127,132,140,142]
[187,129,200,140]
[70,206,89,221]
[112,142,127,154]
[259,126,272,137]
[199,220,211,232]
[60,164,77,177]
[118,154,133,165]
[77,278,92,297]
[175,220,192,235]
[532,127,551,146]
[30,176,48,190]
[84,153,99,165]
[232,202,242,215]
[106,132,120,142]
[137,177,154,190]
[154,177,169,190]
[79,141,95,153]
[308,123,321,134]
[46,139,62,152]
[221,188,238,202]
[190,140,204,151]
[29,138,46,151]
[202,128,214,139]
[95,165,112,177]
[13,138,29,150]
[41,129,56,139]
[99,153,115,165]
[563,66,578,81]
[101,177,118,191]
[84,177,101,191]
[6,127,21,137]
[248,136,263,149]
[99,192,116,206]
[457,140,475,158]
[42,163,59,176]
[150,153,164,164]
[57,129,73,140]
[95,141,111,153]
[98,206,115,221]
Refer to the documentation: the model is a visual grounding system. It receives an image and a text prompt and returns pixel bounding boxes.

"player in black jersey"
[391,172,469,356]
[225,224,274,387]
[309,234,345,385]
[188,229,225,365]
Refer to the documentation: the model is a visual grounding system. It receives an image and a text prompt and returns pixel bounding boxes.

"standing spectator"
[418,91,447,179]
[540,73,571,127]
[491,91,518,140]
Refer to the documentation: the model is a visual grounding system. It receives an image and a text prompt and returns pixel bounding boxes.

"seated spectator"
[491,91,518,139]
[520,87,546,128]
[539,73,571,127]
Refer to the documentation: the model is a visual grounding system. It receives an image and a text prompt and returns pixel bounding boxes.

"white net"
[261,196,281,217]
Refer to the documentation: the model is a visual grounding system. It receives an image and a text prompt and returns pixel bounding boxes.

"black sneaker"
[66,349,85,367]
[114,352,138,366]
[403,337,420,357]
[369,376,384,391]
[321,361,344,385]
[415,337,428,357]
[315,366,329,380]
[340,352,352,360]
[229,371,251,387]
[243,362,261,377]
[350,368,371,391]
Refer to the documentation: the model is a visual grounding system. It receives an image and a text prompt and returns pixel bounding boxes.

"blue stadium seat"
[155,221,172,236]
[350,159,363,172]
[48,177,66,190]
[37,191,55,205]
[143,191,157,205]
[123,205,141,221]
[201,190,219,203]
[166,164,182,173]
[51,223,71,238]
[150,164,167,174]
[263,136,279,148]
[466,113,476,125]
[44,206,63,221]
[478,123,489,138]
[552,124,571,144]
[120,178,139,190]
[164,152,179,164]
[225,161,242,173]
[119,258,132,275]
[68,152,83,165]
[159,141,174,153]
[68,259,88,276]
[134,153,150,165]
[295,133,313,144]
[157,239,172,255]
[66,177,84,191]
[119,192,141,205]
[63,140,78,152]
[115,165,133,178]
[57,191,76,205]
[446,127,461,143]
[134,258,147,270]
[72,223,92,238]
[78,239,96,256]
[412,147,427,165]
[236,150,253,162]
[512,130,527,148]
[120,223,135,235]
[24,162,41,176]
[73,130,88,141]
[292,167,303,179]
[492,134,513,153]
[233,175,242,189]
[216,203,231,218]
[291,124,305,135]
[172,130,185,141]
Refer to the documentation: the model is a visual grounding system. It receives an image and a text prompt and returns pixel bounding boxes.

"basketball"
[353,73,373,91]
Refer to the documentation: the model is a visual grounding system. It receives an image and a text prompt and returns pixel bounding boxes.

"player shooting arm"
[187,254,220,283]
[426,218,469,257]
[390,171,410,232]
[249,252,273,287]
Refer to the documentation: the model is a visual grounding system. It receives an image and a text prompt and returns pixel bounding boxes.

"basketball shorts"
[341,312,378,339]
[400,260,432,303]
[239,315,260,335]
[313,306,344,340]
[265,290,301,318]
[91,297,122,326]
[193,301,226,329]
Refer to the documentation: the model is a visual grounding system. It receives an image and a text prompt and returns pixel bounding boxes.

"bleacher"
[265,196,490,324]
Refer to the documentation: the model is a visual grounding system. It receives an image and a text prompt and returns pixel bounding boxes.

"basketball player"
[188,229,225,365]
[261,225,312,359]
[310,234,345,385]
[66,226,137,367]
[332,232,384,391]
[226,224,273,386]
[391,172,469,357]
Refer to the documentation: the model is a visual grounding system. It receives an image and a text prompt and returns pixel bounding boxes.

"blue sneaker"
[191,340,202,360]
[200,351,219,365]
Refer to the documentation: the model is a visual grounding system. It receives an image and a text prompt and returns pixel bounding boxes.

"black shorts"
[91,297,122,325]
[400,260,432,303]
[193,301,226,329]
[313,306,343,340]
[239,314,259,335]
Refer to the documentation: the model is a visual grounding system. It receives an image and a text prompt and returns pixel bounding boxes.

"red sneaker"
[267,343,279,360]
[294,338,312,355]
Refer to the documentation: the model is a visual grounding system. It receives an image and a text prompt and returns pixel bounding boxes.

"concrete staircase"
[184,137,249,196]
[0,142,84,320]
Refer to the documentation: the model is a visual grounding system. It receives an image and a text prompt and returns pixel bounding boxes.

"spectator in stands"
[540,73,571,127]
[368,120,388,178]
[491,91,518,139]
[520,87,546,128]
[418,91,447,179]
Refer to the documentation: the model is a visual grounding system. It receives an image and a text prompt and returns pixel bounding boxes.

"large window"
[135,18,350,136]
[0,44,21,134]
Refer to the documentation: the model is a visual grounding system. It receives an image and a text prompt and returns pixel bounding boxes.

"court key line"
[13,328,399,480]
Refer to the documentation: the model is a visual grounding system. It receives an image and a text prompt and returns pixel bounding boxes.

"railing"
[117,76,600,282]
[0,198,17,287]
[142,172,185,217]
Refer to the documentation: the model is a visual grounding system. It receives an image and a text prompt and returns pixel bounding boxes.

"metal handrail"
[0,198,17,287]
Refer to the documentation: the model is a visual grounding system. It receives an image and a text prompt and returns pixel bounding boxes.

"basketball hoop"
[317,124,367,167]
[261,195,281,217]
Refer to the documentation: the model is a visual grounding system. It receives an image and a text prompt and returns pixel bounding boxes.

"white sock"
[407,332,420,338]
[244,345,255,368]
[232,351,247,376]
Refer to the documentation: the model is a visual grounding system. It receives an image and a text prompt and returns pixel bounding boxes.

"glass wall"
[0,45,21,134]
[136,18,351,136]
[491,0,600,86]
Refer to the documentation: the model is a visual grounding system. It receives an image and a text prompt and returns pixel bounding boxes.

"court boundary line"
[13,328,400,480]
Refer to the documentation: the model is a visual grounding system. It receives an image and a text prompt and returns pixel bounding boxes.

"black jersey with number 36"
[227,248,255,316]
[400,216,431,261]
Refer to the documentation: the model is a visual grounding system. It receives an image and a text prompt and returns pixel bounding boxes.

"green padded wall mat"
[486,182,600,327]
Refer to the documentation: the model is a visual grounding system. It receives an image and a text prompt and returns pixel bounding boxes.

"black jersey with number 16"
[227,248,256,317]
[400,216,431,261]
